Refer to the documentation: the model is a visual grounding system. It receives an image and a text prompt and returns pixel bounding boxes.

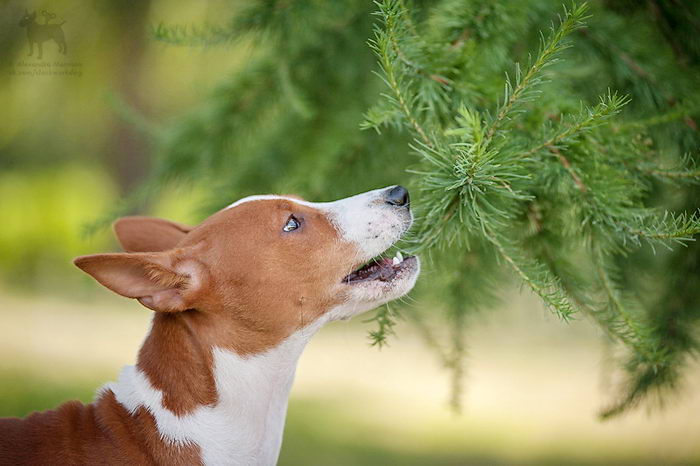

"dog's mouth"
[342,251,417,284]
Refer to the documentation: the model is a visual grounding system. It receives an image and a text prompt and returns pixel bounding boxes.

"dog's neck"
[105,310,323,465]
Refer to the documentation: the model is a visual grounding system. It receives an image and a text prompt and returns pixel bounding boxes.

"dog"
[18,9,67,59]
[0,186,420,465]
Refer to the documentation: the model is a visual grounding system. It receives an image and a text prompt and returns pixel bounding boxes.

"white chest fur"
[105,324,321,466]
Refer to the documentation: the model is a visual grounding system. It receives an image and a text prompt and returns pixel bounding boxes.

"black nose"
[385,185,410,207]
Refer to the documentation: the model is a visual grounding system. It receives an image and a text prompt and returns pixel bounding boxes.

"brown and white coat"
[0,187,419,466]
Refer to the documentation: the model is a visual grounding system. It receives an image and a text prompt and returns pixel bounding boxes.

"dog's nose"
[385,185,410,207]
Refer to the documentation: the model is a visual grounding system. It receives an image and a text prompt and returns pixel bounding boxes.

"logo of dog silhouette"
[18,9,67,59]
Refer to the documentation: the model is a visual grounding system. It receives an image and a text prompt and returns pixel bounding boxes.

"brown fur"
[0,392,201,465]
[114,216,192,253]
[0,197,358,464]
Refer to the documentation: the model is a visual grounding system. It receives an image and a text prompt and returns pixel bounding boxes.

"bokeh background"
[1,0,699,464]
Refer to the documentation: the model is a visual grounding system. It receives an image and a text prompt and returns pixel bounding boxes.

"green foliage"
[367,0,700,417]
[366,304,402,348]
[0,167,118,289]
[141,0,700,418]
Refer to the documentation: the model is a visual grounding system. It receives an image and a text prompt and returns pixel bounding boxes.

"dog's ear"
[74,251,206,312]
[113,216,193,252]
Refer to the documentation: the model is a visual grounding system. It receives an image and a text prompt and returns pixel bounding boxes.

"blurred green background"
[0,0,698,464]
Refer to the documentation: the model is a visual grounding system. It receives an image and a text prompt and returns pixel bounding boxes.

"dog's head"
[19,10,36,27]
[75,186,419,351]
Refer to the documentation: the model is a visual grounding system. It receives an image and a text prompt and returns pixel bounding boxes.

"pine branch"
[366,303,401,348]
[614,105,697,132]
[643,167,700,182]
[592,245,659,361]
[520,92,630,160]
[483,2,590,147]
[639,154,700,184]
[550,147,587,192]
[487,232,576,321]
[536,235,659,364]
[446,310,467,412]
[624,211,700,249]
[368,0,433,146]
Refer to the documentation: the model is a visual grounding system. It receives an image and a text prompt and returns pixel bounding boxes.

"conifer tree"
[139,0,700,418]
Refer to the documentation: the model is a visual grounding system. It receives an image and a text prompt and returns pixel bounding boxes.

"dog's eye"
[283,215,301,232]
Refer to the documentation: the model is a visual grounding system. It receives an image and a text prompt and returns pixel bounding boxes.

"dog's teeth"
[396,251,403,262]
[392,256,400,266]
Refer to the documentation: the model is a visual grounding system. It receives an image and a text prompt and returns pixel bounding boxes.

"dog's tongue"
[344,258,397,282]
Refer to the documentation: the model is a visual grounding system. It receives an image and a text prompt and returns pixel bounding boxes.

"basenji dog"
[0,186,420,465]
[18,10,67,59]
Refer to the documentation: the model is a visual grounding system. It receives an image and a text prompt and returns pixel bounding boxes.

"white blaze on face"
[321,187,413,263]
[318,187,419,316]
